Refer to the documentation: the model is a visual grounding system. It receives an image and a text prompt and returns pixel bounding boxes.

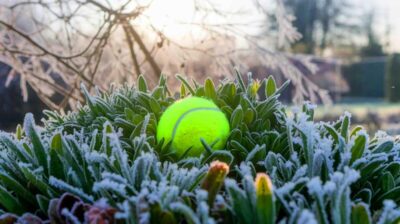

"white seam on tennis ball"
[170,107,221,142]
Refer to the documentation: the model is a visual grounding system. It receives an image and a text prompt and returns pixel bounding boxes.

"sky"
[142,0,400,52]
[359,0,400,52]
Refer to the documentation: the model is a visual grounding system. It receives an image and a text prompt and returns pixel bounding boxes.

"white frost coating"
[93,179,127,195]
[115,201,130,219]
[85,151,108,163]
[323,181,336,195]
[292,165,308,181]
[291,106,300,114]
[284,160,293,169]
[307,177,322,195]
[214,194,226,207]
[343,167,361,184]
[297,210,318,224]
[374,131,395,143]
[49,176,94,202]
[377,200,400,224]
[61,208,81,224]
[341,111,352,119]
[292,136,303,146]
[196,189,208,202]
[197,201,209,214]
[351,157,368,167]
[304,101,317,110]
[94,198,109,208]
[224,178,239,190]
[101,172,128,184]
[239,162,253,177]
[23,113,36,137]
[330,167,360,187]
[276,181,295,195]
[317,137,333,153]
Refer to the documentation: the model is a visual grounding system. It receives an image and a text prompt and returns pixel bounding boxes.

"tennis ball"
[157,96,230,158]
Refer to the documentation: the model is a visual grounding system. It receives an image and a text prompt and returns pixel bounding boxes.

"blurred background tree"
[0,0,330,112]
[283,0,360,54]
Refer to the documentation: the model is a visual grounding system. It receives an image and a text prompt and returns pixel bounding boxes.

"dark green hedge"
[342,59,385,99]
[385,53,400,102]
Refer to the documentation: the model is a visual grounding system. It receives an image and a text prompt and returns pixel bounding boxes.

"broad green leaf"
[36,195,50,213]
[373,141,394,153]
[266,76,277,97]
[0,185,24,214]
[377,186,400,203]
[350,134,367,164]
[381,172,395,192]
[350,126,363,137]
[230,106,244,129]
[351,203,371,224]
[20,165,55,197]
[0,171,35,203]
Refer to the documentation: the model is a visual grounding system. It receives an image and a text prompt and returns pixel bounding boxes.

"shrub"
[0,72,400,223]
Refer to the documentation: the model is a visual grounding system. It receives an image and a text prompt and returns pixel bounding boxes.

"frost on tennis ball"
[156,96,230,158]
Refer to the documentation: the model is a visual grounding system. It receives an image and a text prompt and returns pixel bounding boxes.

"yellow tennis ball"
[157,96,230,158]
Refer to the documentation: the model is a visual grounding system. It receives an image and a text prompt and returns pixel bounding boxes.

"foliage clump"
[0,72,400,223]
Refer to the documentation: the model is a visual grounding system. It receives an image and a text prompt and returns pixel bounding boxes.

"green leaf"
[340,114,350,142]
[204,78,217,99]
[226,180,255,224]
[20,165,55,197]
[381,172,395,192]
[255,174,275,224]
[180,83,186,98]
[0,185,24,214]
[51,133,63,154]
[176,74,195,95]
[0,171,36,203]
[377,186,400,203]
[138,75,148,92]
[351,203,371,224]
[274,80,290,96]
[24,114,48,174]
[36,195,50,213]
[234,68,246,92]
[48,148,65,180]
[350,134,367,165]
[0,134,31,164]
[202,150,234,166]
[230,106,244,129]
[170,202,199,224]
[353,188,372,204]
[16,124,23,140]
[266,76,277,97]
[373,141,394,153]
[350,126,363,137]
